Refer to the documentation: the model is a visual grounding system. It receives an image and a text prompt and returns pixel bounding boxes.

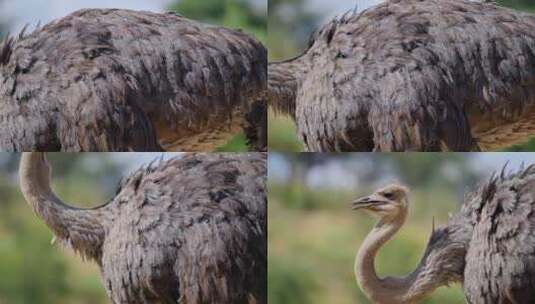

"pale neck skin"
[19,152,105,261]
[355,199,432,304]
[20,152,68,235]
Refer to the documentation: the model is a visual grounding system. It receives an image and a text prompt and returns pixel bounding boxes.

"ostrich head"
[352,184,409,219]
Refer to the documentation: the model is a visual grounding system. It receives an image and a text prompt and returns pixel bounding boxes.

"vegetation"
[268,153,496,304]
[169,0,266,44]
[268,0,535,151]
[499,0,535,12]
[0,154,126,303]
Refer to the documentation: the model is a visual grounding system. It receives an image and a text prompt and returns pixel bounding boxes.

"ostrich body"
[19,152,267,303]
[269,0,535,151]
[1,9,267,152]
[352,168,535,303]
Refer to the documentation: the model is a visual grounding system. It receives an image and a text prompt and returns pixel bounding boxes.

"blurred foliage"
[168,0,266,43]
[503,138,535,151]
[268,154,487,304]
[498,0,535,12]
[0,153,130,304]
[268,112,303,151]
[215,134,248,152]
[268,254,317,304]
[272,153,480,209]
[268,0,535,152]
[167,0,266,151]
[268,0,316,60]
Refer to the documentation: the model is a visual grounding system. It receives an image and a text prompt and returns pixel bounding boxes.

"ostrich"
[351,169,535,304]
[19,152,267,303]
[1,9,267,152]
[269,0,535,151]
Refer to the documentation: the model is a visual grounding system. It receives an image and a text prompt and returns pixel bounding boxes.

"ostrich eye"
[383,192,394,199]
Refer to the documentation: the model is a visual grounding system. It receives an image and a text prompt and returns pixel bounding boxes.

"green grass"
[502,137,535,151]
[216,133,248,151]
[268,112,302,152]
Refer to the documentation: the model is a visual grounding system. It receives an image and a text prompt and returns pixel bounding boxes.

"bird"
[351,166,535,303]
[19,152,267,304]
[0,9,267,152]
[269,0,535,152]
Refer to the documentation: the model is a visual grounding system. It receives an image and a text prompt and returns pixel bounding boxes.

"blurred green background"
[0,0,266,152]
[268,153,535,304]
[0,152,182,304]
[268,0,535,151]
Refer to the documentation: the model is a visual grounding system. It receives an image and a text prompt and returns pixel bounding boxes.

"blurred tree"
[268,0,317,60]
[275,153,482,196]
[498,0,535,12]
[384,154,478,188]
[0,153,19,175]
[168,0,266,43]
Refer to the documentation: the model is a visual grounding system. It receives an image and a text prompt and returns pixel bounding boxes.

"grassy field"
[217,134,249,151]
[268,183,466,304]
[268,112,302,152]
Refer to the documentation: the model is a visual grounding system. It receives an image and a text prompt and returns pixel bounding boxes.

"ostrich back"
[459,165,535,303]
[0,9,266,151]
[403,165,535,303]
[97,153,266,303]
[293,0,535,151]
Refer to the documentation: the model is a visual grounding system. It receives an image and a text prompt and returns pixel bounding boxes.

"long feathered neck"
[268,55,307,119]
[355,202,437,304]
[19,152,105,262]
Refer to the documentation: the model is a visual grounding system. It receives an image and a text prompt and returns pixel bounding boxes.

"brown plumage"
[19,152,267,303]
[269,0,535,151]
[1,9,267,151]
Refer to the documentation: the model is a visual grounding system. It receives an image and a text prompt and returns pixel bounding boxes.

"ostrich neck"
[268,55,307,118]
[19,152,105,261]
[356,206,431,304]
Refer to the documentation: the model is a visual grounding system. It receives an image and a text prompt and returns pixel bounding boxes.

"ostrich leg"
[244,98,267,151]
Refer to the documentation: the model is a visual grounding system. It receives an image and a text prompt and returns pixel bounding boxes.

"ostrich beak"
[351,194,387,210]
